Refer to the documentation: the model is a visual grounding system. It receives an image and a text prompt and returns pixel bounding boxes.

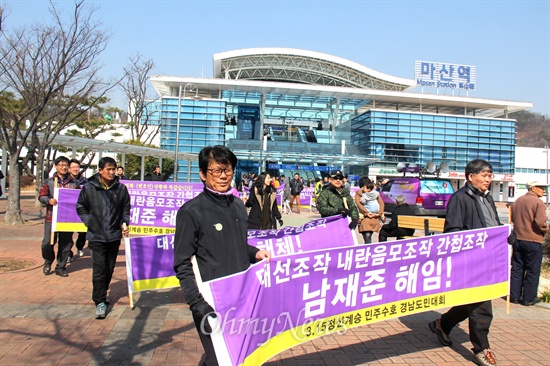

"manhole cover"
[0,258,38,273]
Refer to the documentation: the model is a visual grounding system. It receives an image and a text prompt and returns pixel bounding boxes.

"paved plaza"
[1,194,549,365]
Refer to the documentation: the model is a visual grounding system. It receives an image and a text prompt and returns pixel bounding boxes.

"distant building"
[510,146,549,203]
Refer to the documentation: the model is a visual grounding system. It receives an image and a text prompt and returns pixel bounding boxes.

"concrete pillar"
[140,156,145,181]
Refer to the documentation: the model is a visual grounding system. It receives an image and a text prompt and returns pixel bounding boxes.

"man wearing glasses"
[38,156,80,277]
[173,145,271,366]
[316,169,359,230]
[428,159,501,366]
[510,180,548,306]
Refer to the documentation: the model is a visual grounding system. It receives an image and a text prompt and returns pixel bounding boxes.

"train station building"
[149,48,534,201]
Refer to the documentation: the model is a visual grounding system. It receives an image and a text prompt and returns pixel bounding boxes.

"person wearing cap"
[316,169,359,230]
[510,180,548,306]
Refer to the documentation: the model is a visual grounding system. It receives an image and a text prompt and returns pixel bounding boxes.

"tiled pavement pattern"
[1,195,549,365]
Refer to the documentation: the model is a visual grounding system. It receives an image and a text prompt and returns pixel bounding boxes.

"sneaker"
[67,256,73,263]
[78,250,85,257]
[473,348,497,366]
[429,319,452,346]
[95,302,107,319]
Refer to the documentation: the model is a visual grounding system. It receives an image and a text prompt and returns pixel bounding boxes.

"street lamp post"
[545,145,549,209]
[173,84,182,182]
[173,83,199,182]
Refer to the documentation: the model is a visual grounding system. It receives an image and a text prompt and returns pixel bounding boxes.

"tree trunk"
[4,156,24,225]
[35,153,46,207]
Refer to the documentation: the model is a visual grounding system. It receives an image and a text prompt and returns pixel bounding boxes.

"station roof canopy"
[37,132,197,162]
[213,48,415,91]
[151,48,532,119]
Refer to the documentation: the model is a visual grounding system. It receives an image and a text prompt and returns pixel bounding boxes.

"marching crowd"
[37,147,547,366]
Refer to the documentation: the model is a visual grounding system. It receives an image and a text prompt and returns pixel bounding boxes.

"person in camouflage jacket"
[317,169,359,230]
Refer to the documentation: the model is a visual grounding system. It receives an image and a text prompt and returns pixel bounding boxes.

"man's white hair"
[395,195,407,205]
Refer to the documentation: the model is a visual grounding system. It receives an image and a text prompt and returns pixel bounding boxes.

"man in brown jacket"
[511,180,548,306]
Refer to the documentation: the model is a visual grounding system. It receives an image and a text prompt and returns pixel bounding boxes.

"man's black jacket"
[444,183,501,233]
[76,174,131,243]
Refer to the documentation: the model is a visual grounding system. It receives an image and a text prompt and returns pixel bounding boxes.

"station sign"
[415,60,476,91]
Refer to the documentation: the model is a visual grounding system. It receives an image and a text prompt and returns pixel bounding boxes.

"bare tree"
[121,54,160,145]
[0,0,111,224]
[61,97,122,170]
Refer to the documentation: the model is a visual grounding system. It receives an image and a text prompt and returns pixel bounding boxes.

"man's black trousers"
[510,240,543,302]
[88,240,120,305]
[440,300,493,353]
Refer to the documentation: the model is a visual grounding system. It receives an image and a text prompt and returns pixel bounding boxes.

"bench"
[398,215,446,237]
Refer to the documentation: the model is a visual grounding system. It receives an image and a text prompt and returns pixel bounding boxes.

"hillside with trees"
[510,110,550,147]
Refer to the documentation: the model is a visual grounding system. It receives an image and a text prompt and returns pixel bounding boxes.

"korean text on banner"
[203,225,510,366]
[124,216,359,294]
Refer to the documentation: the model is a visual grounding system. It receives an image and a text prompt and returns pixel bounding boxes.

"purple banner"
[130,235,176,281]
[204,225,510,365]
[248,215,357,255]
[54,182,205,234]
[125,216,359,292]
[55,189,81,223]
[122,180,204,191]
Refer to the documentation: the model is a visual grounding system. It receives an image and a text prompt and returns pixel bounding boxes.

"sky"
[3,0,550,116]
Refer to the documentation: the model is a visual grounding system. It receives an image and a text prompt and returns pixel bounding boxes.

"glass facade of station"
[157,94,517,182]
[350,110,516,174]
[153,81,525,190]
[159,97,226,181]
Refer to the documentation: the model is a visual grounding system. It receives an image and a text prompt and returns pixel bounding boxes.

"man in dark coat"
[173,146,270,366]
[150,165,164,181]
[289,173,304,214]
[428,159,501,366]
[116,166,129,180]
[378,195,415,241]
[76,157,130,319]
